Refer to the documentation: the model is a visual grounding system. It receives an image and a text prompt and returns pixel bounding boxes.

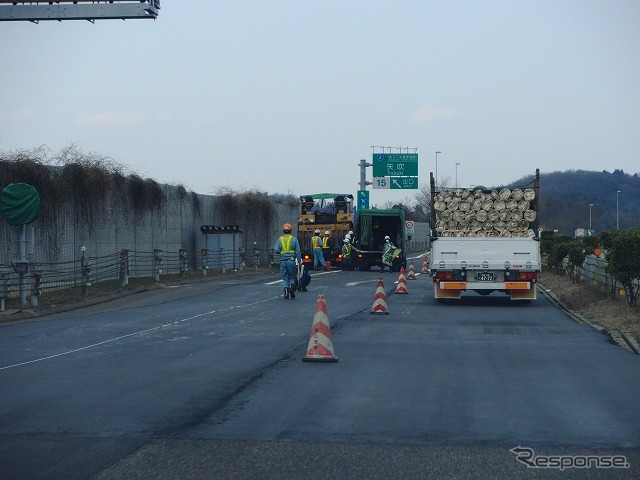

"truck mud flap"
[509,283,537,300]
[435,281,465,299]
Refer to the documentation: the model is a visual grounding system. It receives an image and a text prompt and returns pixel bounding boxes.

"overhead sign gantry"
[0,0,160,22]
[371,147,419,190]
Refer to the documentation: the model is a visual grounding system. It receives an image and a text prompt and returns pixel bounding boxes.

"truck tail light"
[303,254,311,260]
[436,271,454,280]
[518,272,536,281]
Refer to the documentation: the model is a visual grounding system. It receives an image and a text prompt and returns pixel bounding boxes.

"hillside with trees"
[510,169,640,235]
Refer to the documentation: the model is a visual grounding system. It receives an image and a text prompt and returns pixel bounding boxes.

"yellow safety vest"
[280,235,294,253]
[312,235,322,249]
[322,236,331,249]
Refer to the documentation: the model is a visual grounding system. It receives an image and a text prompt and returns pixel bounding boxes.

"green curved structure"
[0,183,41,226]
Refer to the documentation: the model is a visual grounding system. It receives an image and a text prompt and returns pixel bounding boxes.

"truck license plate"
[477,272,494,282]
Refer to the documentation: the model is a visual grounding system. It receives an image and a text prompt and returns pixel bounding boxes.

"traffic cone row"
[395,267,409,294]
[370,276,390,314]
[303,293,338,362]
[303,267,420,364]
[407,260,416,280]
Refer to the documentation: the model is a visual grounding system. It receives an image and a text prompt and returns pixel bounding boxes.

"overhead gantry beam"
[0,0,160,22]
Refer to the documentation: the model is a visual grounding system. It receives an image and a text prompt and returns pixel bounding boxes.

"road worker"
[348,230,356,247]
[311,228,326,271]
[380,235,395,272]
[274,223,302,299]
[322,230,333,270]
[341,238,354,270]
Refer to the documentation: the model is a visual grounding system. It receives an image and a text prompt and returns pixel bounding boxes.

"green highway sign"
[372,177,418,190]
[357,189,370,208]
[390,177,418,189]
[372,153,418,177]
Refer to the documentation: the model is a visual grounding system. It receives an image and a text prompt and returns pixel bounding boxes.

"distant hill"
[508,169,640,235]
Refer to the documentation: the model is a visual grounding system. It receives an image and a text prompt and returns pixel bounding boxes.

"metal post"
[120,249,130,286]
[359,158,372,191]
[0,266,9,312]
[435,151,441,189]
[239,247,246,272]
[455,162,460,188]
[19,224,27,305]
[201,248,208,276]
[254,243,260,270]
[616,190,621,229]
[81,247,91,297]
[589,203,593,233]
[30,267,41,307]
[179,249,188,278]
[221,247,227,274]
[154,249,163,282]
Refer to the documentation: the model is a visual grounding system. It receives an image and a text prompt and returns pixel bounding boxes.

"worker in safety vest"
[347,230,356,248]
[322,230,333,270]
[379,235,394,272]
[311,229,326,271]
[341,238,354,270]
[274,223,302,299]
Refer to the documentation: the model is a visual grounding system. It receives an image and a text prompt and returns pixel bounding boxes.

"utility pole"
[616,190,621,229]
[359,159,372,191]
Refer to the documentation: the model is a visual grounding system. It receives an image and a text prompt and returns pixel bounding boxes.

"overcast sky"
[1,0,639,206]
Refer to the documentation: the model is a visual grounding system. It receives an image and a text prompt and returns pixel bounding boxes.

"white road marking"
[264,269,337,285]
[345,280,378,287]
[0,295,280,371]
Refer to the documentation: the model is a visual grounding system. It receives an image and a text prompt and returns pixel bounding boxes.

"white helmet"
[384,235,390,241]
[345,234,351,240]
[348,230,354,235]
[314,229,320,234]
[324,231,330,235]
[343,238,350,243]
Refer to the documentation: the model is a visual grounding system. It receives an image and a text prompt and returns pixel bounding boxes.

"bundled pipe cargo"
[433,187,537,238]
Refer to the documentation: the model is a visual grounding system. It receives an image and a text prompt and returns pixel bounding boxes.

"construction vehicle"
[429,169,541,301]
[353,208,407,271]
[297,193,354,270]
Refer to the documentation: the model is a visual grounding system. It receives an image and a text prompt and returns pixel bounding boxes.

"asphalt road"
[1,262,639,479]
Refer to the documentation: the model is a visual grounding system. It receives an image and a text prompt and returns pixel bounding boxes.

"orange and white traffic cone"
[421,256,429,274]
[395,267,409,294]
[407,260,416,280]
[303,293,338,362]
[370,276,390,314]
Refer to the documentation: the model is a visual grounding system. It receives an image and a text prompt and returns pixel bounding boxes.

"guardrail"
[0,246,276,310]
[562,254,640,298]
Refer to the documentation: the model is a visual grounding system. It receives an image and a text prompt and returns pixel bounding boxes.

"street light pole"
[589,203,593,233]
[435,151,441,189]
[616,190,621,229]
[455,162,460,188]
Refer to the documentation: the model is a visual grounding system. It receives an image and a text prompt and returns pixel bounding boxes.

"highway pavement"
[1,260,639,479]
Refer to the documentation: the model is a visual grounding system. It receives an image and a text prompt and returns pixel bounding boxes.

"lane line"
[0,295,280,371]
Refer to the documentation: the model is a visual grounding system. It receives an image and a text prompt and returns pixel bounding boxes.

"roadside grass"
[538,270,640,341]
